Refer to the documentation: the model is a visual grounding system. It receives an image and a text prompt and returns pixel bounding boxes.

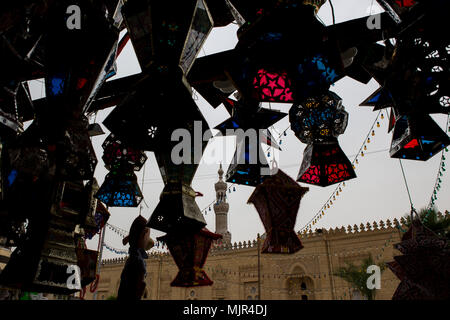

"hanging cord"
[139,162,146,216]
[398,159,415,212]
[329,0,336,25]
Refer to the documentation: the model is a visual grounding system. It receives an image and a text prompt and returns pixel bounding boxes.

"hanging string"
[329,0,336,25]
[428,114,450,209]
[398,159,414,212]
[139,161,146,216]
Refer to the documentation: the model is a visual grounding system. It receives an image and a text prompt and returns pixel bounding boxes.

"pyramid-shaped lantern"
[298,140,356,186]
[390,113,450,161]
[248,169,309,254]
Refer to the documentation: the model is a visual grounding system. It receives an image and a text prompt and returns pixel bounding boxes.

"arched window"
[301,282,307,290]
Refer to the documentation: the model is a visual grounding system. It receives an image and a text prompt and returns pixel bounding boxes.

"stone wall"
[82,215,437,300]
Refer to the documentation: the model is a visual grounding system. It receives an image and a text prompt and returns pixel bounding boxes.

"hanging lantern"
[248,170,309,254]
[157,228,222,287]
[0,177,87,294]
[148,182,206,234]
[215,98,286,186]
[297,140,356,186]
[122,0,213,75]
[390,113,450,161]
[84,202,111,240]
[290,91,355,186]
[252,68,294,103]
[95,170,143,207]
[387,219,450,300]
[102,133,147,171]
[225,136,271,187]
[75,247,99,288]
[56,118,98,181]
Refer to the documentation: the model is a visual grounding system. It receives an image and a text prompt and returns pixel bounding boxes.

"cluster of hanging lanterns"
[0,0,449,296]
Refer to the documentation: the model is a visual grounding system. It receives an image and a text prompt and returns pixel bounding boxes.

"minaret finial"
[218,163,224,180]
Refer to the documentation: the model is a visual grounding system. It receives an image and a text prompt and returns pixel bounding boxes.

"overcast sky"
[28,0,450,259]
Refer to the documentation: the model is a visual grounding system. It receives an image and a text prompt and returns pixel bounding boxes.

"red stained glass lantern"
[157,228,222,287]
[387,219,450,300]
[289,91,355,186]
[253,68,294,103]
[297,140,356,186]
[248,169,309,254]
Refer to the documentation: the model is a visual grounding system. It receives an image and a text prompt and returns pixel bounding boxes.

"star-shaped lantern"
[387,218,450,300]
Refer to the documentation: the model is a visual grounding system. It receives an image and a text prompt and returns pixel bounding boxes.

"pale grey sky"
[28,0,450,258]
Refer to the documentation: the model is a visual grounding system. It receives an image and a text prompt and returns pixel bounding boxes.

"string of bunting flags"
[428,115,450,209]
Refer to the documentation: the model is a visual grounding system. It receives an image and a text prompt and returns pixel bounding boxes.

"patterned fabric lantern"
[387,219,450,300]
[95,170,143,207]
[248,169,309,254]
[390,113,450,161]
[157,228,222,287]
[289,91,356,186]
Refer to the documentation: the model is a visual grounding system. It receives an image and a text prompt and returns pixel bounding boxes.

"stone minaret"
[213,164,231,245]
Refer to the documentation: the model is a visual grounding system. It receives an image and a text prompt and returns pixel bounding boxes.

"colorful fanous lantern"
[215,98,286,187]
[95,170,143,207]
[387,218,450,300]
[102,133,147,171]
[157,228,222,287]
[298,140,356,186]
[225,135,271,187]
[289,91,356,186]
[248,169,309,254]
[389,113,450,161]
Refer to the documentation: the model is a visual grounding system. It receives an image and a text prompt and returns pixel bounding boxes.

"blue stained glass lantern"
[225,136,271,187]
[289,91,348,144]
[95,171,143,207]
